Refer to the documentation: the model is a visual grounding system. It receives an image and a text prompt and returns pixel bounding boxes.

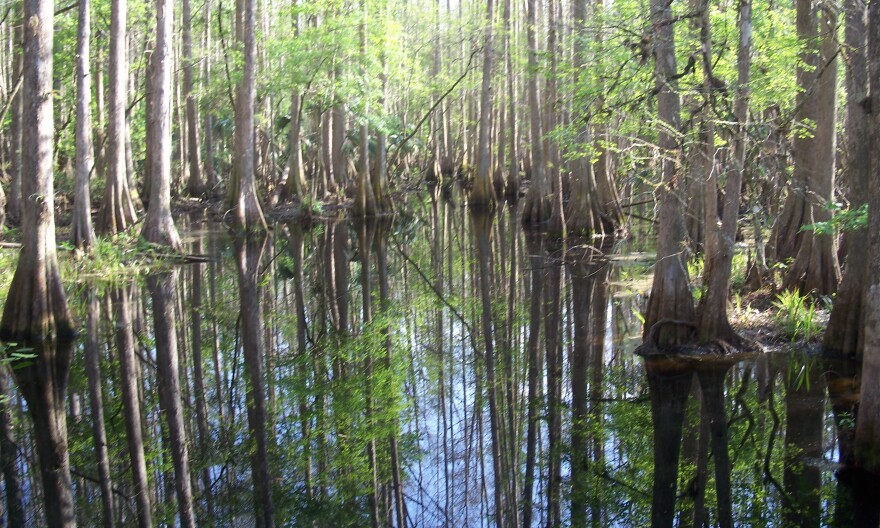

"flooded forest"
[0,0,879,525]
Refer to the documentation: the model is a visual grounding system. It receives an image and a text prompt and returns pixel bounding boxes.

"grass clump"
[772,289,821,342]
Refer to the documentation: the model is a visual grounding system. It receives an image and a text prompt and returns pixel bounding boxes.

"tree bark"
[647,358,693,528]
[697,0,750,344]
[71,0,96,250]
[84,289,115,527]
[824,0,870,358]
[147,272,196,528]
[521,0,549,224]
[469,0,497,208]
[110,286,152,528]
[771,0,840,294]
[142,0,182,249]
[189,224,214,518]
[0,367,25,528]
[472,211,504,527]
[183,0,205,197]
[98,0,137,234]
[784,0,841,294]
[228,0,267,231]
[642,0,695,346]
[7,7,22,226]
[232,234,276,527]
[13,340,76,528]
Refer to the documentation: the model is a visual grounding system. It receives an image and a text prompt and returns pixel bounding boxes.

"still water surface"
[34,189,876,526]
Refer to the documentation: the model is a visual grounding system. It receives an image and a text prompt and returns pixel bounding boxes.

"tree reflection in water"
[0,195,877,526]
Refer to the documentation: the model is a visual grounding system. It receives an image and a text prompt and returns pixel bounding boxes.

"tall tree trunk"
[111,286,152,528]
[770,0,840,294]
[279,87,308,203]
[469,0,497,208]
[697,0,750,344]
[203,0,218,192]
[824,0,869,358]
[569,250,611,525]
[472,211,504,527]
[9,22,78,503]
[353,0,377,218]
[228,0,267,230]
[521,0,549,224]
[783,365,825,527]
[84,289,115,527]
[371,16,392,214]
[642,0,695,346]
[856,0,880,470]
[567,0,619,236]
[142,0,182,249]
[782,0,841,294]
[148,272,196,528]
[99,0,137,234]
[232,234,276,527]
[646,358,693,528]
[696,364,734,528]
[0,0,75,342]
[189,224,214,518]
[545,249,563,525]
[546,0,566,238]
[375,221,406,528]
[72,0,96,250]
[7,7,22,226]
[503,0,519,197]
[0,367,25,528]
[13,341,75,528]
[183,0,204,197]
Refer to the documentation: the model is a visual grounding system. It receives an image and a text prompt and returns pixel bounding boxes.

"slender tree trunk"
[189,225,214,518]
[375,221,406,528]
[782,0,841,294]
[353,1,377,218]
[72,0,96,250]
[142,0,182,249]
[371,16,392,213]
[232,234,276,527]
[183,0,204,197]
[148,272,196,528]
[99,0,137,234]
[856,0,880,470]
[0,367,25,528]
[824,0,869,358]
[521,0,549,224]
[279,87,308,203]
[642,0,695,346]
[472,211,504,527]
[84,289,115,527]
[111,286,152,528]
[646,359,693,528]
[228,0,267,230]
[545,252,563,525]
[697,364,734,528]
[503,0,519,197]
[203,0,217,192]
[7,7,22,226]
[697,0,750,344]
[469,0,497,208]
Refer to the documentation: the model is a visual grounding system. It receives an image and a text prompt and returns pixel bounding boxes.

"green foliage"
[802,202,868,236]
[772,289,820,342]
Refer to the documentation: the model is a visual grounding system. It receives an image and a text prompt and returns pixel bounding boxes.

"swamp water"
[6,189,876,527]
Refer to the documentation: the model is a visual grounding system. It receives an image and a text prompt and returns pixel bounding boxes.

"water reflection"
[2,194,879,526]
